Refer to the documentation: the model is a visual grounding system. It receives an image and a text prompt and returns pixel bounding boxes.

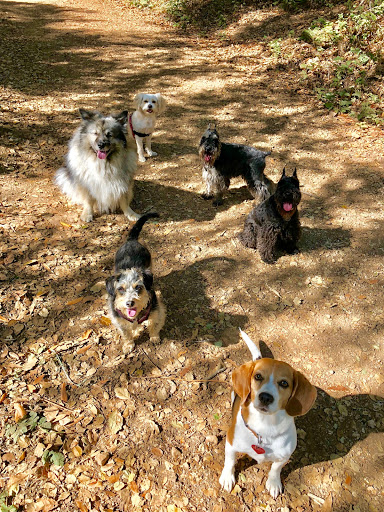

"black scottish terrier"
[198,125,274,206]
[239,168,301,264]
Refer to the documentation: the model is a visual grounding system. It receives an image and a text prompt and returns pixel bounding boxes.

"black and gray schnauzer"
[199,125,274,206]
[238,168,301,264]
[106,212,166,354]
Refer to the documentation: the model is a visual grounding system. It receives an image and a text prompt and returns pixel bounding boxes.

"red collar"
[115,302,152,324]
[128,114,136,140]
[241,406,265,454]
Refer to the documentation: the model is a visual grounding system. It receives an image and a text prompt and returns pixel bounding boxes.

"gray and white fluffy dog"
[55,108,140,223]
[199,125,274,206]
[106,212,166,354]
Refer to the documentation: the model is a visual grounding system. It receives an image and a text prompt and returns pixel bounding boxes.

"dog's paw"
[138,155,146,163]
[125,211,141,221]
[219,469,235,492]
[201,193,214,200]
[150,336,161,344]
[146,150,157,157]
[266,475,283,499]
[80,211,93,223]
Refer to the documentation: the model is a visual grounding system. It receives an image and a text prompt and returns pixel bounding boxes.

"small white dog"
[128,93,166,162]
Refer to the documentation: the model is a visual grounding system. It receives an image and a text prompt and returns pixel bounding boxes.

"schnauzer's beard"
[199,142,221,166]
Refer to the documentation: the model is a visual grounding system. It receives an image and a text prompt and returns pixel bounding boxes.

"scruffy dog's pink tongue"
[204,155,212,162]
[283,203,293,212]
[127,308,136,318]
[97,150,107,160]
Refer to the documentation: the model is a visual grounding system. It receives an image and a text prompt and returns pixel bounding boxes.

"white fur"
[220,332,298,499]
[55,113,139,222]
[239,328,262,361]
[131,93,166,162]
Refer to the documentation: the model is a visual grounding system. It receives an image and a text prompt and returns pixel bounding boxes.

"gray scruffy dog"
[238,168,301,264]
[106,212,166,354]
[199,124,274,206]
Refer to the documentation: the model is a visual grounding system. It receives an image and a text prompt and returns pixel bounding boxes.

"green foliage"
[42,449,65,467]
[5,411,52,442]
[299,0,384,124]
[0,492,18,512]
[268,38,282,58]
[138,0,248,30]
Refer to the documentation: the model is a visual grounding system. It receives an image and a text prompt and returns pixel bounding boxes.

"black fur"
[199,125,274,206]
[239,169,301,264]
[114,212,159,272]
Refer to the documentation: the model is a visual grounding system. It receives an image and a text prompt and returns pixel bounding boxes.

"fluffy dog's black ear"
[106,275,117,296]
[79,108,96,121]
[293,168,298,178]
[143,271,153,291]
[115,111,128,125]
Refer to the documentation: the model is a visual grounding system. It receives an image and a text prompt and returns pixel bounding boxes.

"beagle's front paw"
[219,468,235,492]
[266,475,283,498]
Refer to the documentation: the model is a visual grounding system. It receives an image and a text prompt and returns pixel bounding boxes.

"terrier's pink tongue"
[204,155,212,162]
[127,308,136,318]
[283,203,293,212]
[97,150,107,160]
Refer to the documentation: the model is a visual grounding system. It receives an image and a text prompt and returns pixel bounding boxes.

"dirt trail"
[0,0,384,510]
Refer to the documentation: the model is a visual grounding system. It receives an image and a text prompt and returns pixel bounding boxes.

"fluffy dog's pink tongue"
[126,308,136,318]
[204,155,212,162]
[97,150,107,160]
[283,203,293,212]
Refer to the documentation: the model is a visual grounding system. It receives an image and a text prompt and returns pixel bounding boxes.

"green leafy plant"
[5,412,52,442]
[42,449,65,467]
[0,491,18,512]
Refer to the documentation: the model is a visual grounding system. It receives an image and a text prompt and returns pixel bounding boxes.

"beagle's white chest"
[234,406,297,463]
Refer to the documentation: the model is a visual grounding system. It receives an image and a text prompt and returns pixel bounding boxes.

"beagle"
[219,329,317,498]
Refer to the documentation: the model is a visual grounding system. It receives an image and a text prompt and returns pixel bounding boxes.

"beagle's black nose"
[259,392,274,406]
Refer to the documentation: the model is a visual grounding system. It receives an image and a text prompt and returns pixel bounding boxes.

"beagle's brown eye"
[279,380,289,388]
[255,373,263,381]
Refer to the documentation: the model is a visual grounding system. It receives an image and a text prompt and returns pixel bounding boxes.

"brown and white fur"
[106,213,166,354]
[55,109,139,223]
[129,93,166,162]
[220,329,317,498]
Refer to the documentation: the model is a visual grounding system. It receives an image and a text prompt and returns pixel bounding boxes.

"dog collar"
[241,407,266,454]
[115,302,152,324]
[128,114,150,139]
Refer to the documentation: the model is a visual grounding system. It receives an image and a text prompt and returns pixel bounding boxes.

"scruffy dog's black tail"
[128,212,159,241]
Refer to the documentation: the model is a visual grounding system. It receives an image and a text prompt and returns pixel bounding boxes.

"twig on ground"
[55,353,80,387]
[140,347,162,371]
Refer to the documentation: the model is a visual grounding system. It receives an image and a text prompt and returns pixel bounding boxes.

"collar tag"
[252,445,265,454]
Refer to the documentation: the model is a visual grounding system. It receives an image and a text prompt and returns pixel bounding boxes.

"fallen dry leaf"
[107,410,123,434]
[14,403,27,422]
[61,382,68,403]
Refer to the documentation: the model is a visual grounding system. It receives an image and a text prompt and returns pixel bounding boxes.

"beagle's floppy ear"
[232,361,256,405]
[285,370,317,417]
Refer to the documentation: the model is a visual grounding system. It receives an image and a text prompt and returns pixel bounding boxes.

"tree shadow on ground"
[158,257,247,345]
[133,179,252,222]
